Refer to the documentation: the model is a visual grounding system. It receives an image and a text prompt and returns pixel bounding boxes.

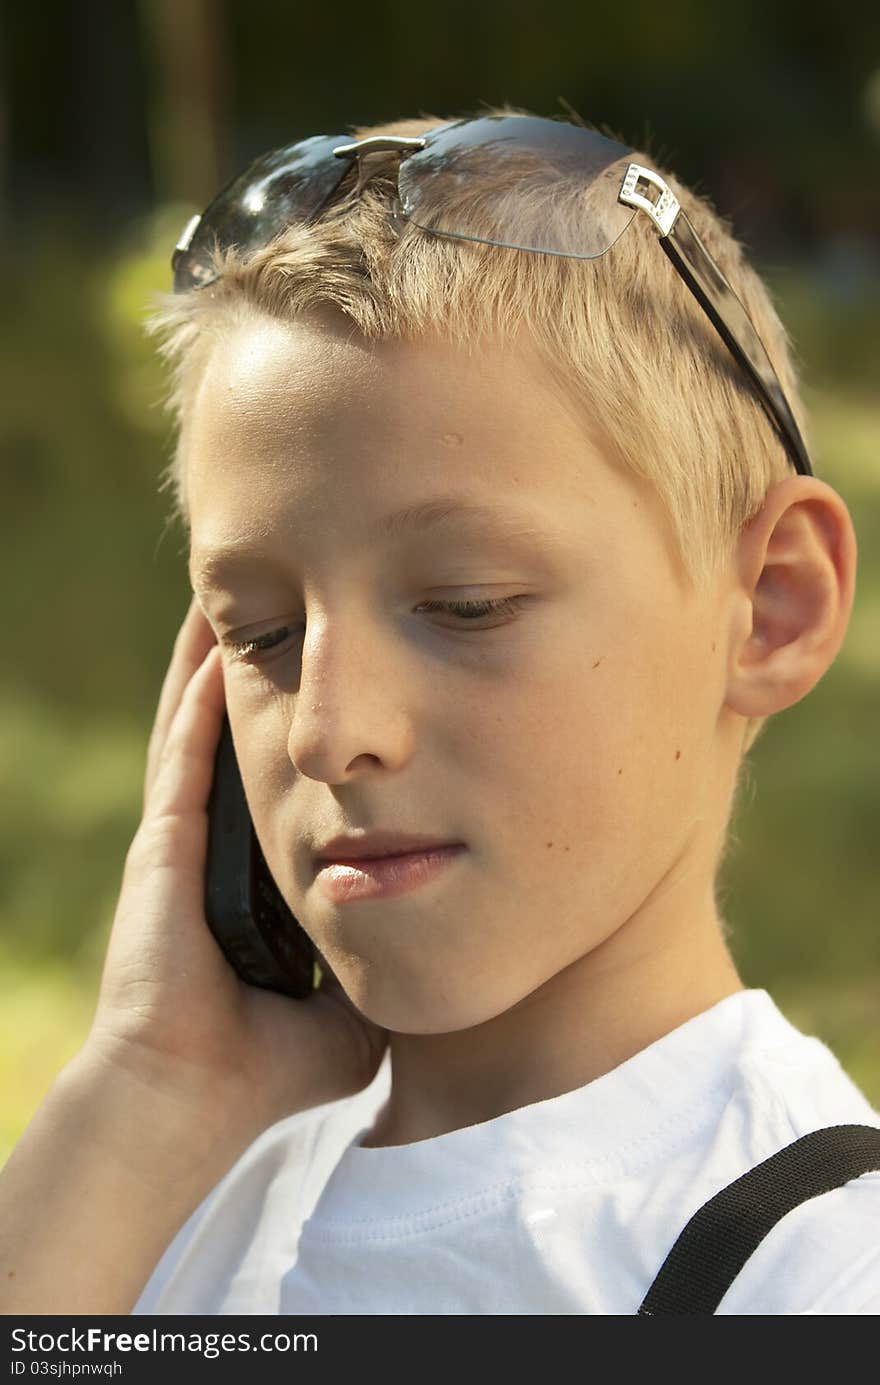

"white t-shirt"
[132,989,880,1315]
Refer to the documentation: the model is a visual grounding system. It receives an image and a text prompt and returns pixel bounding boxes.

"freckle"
[675,749,681,760]
[618,768,623,775]
[546,841,553,848]
[440,431,464,448]
[592,657,603,669]
[711,641,716,652]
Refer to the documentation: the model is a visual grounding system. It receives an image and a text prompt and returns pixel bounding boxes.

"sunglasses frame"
[173,118,813,478]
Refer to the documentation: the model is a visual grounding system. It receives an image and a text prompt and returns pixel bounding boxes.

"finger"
[144,597,218,808]
[152,597,218,744]
[143,642,226,823]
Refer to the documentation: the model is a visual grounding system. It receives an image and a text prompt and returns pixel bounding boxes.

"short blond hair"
[145,103,813,760]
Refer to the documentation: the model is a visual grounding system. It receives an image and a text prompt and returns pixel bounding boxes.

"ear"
[724,476,857,720]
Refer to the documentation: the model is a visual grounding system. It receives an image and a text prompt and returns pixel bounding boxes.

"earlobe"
[724,477,857,720]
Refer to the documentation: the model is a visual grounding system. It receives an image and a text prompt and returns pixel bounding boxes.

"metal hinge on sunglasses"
[618,164,680,236]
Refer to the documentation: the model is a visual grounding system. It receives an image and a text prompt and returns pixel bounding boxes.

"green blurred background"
[1,1,878,1165]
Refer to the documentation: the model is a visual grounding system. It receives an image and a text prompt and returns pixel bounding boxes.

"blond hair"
[145,103,813,762]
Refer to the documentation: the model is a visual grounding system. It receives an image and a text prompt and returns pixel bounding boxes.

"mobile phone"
[204,710,316,998]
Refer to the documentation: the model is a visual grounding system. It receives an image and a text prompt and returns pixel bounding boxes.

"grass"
[0,949,96,1165]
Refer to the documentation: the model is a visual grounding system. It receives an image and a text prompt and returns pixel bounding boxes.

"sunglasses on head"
[171,113,812,478]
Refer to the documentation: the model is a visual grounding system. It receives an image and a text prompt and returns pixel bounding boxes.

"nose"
[287,605,416,783]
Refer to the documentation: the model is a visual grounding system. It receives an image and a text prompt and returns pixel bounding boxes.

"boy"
[1,106,876,1316]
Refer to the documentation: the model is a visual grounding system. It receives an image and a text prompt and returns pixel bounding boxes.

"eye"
[223,595,529,664]
[224,626,293,661]
[413,596,528,625]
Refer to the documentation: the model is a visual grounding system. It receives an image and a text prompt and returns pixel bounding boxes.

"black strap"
[637,1123,880,1315]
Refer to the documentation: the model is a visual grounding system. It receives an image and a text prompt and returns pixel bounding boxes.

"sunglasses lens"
[397,115,638,260]
[172,134,355,292]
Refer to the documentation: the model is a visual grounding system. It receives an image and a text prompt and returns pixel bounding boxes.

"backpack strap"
[637,1123,880,1315]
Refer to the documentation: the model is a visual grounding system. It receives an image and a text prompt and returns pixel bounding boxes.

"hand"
[85,595,389,1145]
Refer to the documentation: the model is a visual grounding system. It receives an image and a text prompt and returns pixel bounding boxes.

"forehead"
[186,308,591,463]
[184,309,657,578]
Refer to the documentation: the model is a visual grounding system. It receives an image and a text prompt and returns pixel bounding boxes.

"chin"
[340,965,514,1036]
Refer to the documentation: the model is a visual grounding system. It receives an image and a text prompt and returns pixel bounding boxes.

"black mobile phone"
[204,711,316,998]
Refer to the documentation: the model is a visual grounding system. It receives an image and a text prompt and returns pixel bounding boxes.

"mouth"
[312,844,467,903]
[313,831,466,867]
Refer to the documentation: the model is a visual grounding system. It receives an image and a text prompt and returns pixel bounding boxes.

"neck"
[359,873,743,1149]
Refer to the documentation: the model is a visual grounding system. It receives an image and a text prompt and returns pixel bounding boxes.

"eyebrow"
[189,495,561,591]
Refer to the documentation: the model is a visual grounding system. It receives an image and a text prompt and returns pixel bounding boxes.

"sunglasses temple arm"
[659,210,813,477]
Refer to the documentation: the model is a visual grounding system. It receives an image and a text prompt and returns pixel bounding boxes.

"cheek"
[224,692,296,824]
[461,622,708,871]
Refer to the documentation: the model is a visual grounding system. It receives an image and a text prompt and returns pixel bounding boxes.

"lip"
[314,831,464,864]
[314,845,466,903]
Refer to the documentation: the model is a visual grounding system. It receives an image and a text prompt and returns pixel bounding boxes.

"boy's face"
[187,306,734,1033]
